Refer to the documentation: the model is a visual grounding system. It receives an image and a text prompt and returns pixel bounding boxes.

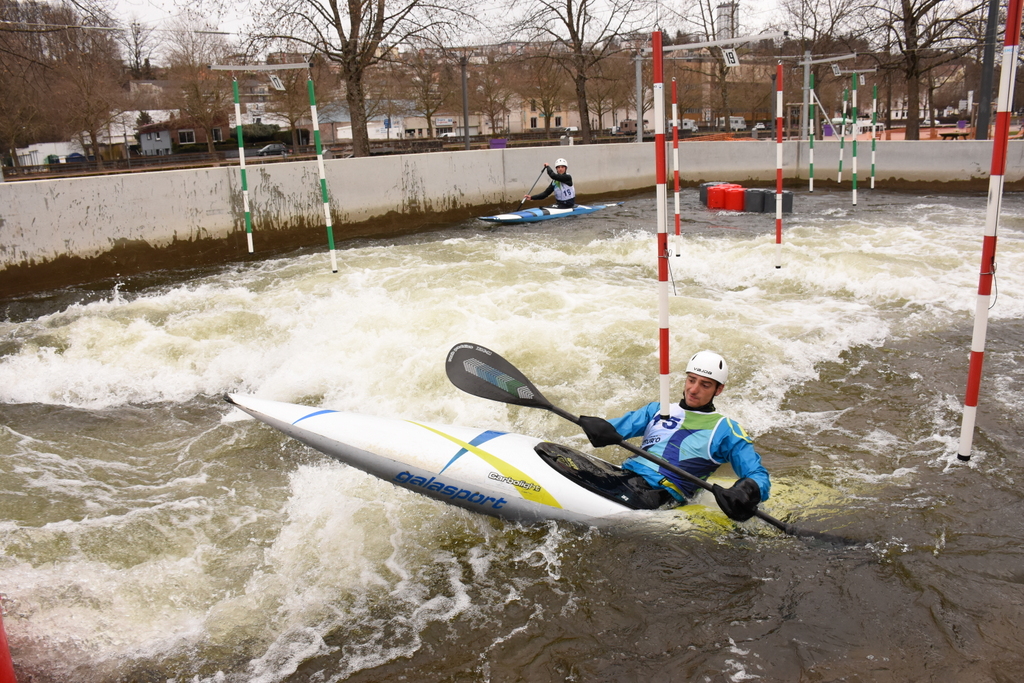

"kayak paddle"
[515,166,548,211]
[445,342,858,546]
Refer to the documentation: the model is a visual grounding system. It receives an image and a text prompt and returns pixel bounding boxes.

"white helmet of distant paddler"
[686,350,728,385]
[554,158,568,168]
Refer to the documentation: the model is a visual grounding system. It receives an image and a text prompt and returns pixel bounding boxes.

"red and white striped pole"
[653,31,670,418]
[958,0,1024,461]
[774,61,784,269]
[672,77,682,257]
[0,606,15,683]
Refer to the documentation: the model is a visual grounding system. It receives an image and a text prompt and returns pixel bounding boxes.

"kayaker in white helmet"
[578,350,771,521]
[523,158,576,209]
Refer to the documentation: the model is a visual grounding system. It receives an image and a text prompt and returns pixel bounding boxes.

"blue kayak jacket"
[608,401,771,503]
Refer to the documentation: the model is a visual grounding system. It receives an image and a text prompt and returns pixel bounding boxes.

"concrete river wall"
[1,139,1022,295]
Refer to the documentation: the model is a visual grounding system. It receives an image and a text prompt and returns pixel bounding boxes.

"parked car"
[560,126,579,134]
[752,122,766,131]
[258,143,289,156]
[438,131,460,138]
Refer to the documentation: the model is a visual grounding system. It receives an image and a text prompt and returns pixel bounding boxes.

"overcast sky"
[111,0,783,47]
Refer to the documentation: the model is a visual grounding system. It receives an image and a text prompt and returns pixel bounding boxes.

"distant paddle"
[445,342,859,546]
[515,166,548,211]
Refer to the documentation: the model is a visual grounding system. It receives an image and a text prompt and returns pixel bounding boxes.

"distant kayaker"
[577,350,771,522]
[523,158,576,209]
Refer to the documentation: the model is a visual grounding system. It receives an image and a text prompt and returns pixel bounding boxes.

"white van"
[828,118,885,136]
[678,119,699,132]
[716,116,747,131]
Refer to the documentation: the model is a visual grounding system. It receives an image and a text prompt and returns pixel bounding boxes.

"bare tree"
[517,52,570,135]
[511,0,653,143]
[45,6,125,167]
[362,60,408,134]
[1,0,53,165]
[250,0,473,157]
[117,18,158,79]
[621,46,652,126]
[400,45,459,137]
[585,57,619,131]
[472,51,518,135]
[775,0,874,129]
[263,51,337,147]
[862,0,985,139]
[164,15,235,154]
[1,0,127,166]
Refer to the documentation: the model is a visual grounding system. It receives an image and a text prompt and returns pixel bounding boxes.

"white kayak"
[225,394,724,525]
[478,202,623,224]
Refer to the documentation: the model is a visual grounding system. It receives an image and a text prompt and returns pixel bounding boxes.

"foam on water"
[3,195,1024,422]
[4,191,1024,680]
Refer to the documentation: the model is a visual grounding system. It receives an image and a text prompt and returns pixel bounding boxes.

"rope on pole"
[775,61,783,269]
[958,0,1024,461]
[653,31,670,418]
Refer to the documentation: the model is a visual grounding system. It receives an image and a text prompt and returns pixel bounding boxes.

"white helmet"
[554,158,568,168]
[686,350,728,385]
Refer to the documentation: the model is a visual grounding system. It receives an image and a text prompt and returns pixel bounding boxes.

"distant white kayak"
[225,394,727,525]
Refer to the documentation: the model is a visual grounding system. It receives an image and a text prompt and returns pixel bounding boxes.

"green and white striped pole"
[307,76,338,273]
[232,78,255,253]
[851,74,858,206]
[871,84,878,189]
[838,88,847,184]
[809,73,815,192]
[211,61,312,254]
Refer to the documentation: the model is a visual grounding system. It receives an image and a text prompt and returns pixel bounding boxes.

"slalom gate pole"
[0,606,14,683]
[958,0,1024,461]
[838,88,847,184]
[871,84,878,189]
[653,31,671,418]
[774,61,783,269]
[232,78,255,253]
[809,73,815,192]
[307,76,338,273]
[210,61,310,254]
[672,78,682,257]
[851,73,859,206]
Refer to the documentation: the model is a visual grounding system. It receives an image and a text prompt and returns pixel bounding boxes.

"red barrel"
[706,184,731,209]
[725,186,746,211]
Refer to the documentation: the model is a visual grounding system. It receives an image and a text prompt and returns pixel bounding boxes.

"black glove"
[712,478,762,522]
[578,415,622,448]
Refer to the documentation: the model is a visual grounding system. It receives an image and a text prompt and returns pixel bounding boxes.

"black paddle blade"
[756,510,860,547]
[446,343,552,409]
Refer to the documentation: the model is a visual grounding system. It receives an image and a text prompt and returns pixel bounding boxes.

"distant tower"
[716,2,739,40]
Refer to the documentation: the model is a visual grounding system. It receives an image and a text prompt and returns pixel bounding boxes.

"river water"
[2,188,1024,682]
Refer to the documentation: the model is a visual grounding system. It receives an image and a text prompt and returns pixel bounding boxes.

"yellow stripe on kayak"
[408,421,562,509]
